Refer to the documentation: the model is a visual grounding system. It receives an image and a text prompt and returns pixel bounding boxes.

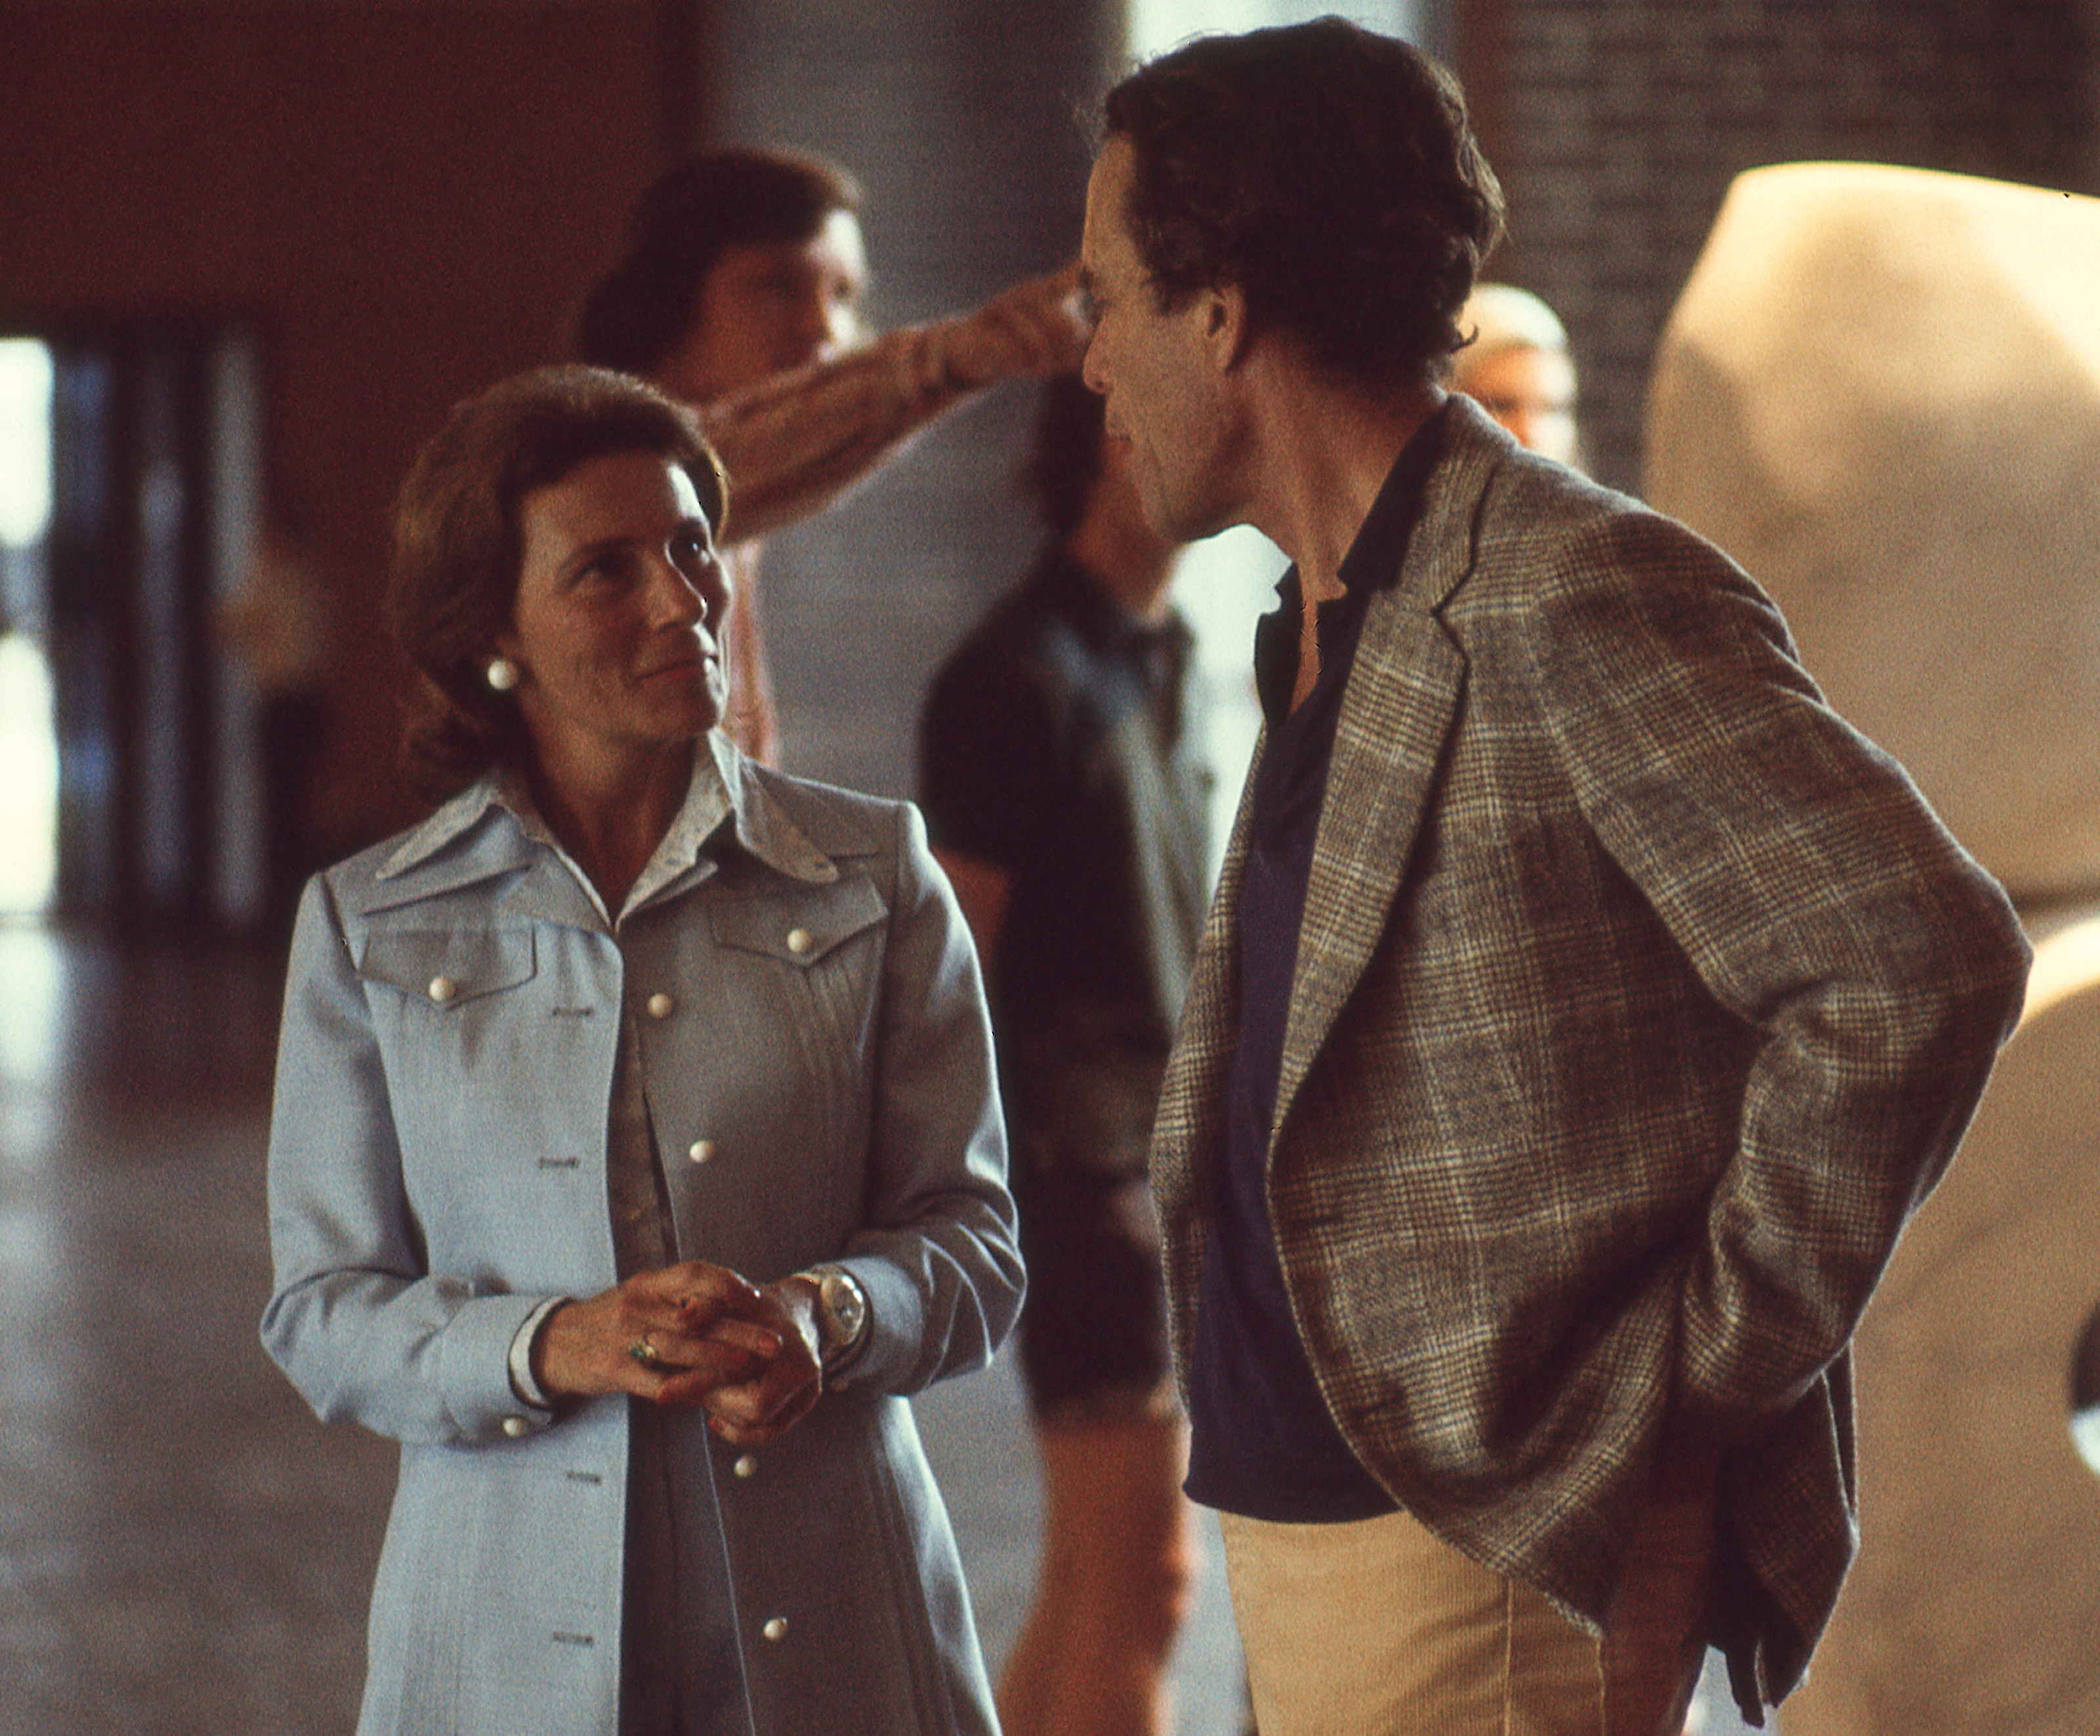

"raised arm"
[705,263,1087,541]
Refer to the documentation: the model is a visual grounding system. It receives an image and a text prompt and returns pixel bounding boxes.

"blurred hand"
[938,261,1089,391]
[700,1275,826,1447]
[533,1261,784,1406]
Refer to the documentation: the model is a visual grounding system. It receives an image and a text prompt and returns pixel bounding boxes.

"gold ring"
[628,1334,662,1366]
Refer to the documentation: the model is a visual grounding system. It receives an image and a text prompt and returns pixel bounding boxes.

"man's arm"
[1533,509,2031,1437]
[706,264,1087,541]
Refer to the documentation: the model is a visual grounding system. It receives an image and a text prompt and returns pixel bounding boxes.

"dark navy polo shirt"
[1183,406,1446,1523]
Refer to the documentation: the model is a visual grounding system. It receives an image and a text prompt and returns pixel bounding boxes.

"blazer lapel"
[1270,406,1500,1147]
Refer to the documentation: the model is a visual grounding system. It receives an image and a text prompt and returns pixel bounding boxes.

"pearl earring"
[486,656,520,693]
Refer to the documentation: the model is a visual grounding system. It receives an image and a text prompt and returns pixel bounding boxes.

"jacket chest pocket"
[681,880,883,1174]
[705,878,887,1057]
[358,927,539,1005]
[354,927,549,1136]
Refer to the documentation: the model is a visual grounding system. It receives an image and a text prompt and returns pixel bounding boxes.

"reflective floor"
[0,924,1246,1735]
[0,924,1765,1736]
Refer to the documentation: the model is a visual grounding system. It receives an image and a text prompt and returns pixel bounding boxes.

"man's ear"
[1200,281,1251,373]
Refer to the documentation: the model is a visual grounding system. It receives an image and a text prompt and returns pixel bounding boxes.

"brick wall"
[1,3,668,859]
[1465,0,2100,493]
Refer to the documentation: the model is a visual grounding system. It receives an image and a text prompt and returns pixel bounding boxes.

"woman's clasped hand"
[533,1261,825,1445]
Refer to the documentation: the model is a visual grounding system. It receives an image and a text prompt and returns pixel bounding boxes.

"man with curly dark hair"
[1080,18,2029,1733]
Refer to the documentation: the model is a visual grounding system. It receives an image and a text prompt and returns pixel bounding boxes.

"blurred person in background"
[262,366,1022,1736]
[919,373,1210,1736]
[576,146,1089,765]
[1450,281,1582,469]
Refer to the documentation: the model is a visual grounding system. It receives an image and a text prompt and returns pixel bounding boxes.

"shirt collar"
[1253,402,1452,718]
[376,732,833,912]
[377,777,510,879]
[489,752,734,925]
[1034,546,1193,664]
[1330,398,1452,602]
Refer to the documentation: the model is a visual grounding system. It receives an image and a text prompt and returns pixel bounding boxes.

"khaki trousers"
[1217,1458,1714,1736]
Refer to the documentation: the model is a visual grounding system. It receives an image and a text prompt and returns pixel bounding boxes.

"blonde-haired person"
[1452,282,1582,469]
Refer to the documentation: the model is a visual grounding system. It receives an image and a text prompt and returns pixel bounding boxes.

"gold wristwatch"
[801,1264,869,1369]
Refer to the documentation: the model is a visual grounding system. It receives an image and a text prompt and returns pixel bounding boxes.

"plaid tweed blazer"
[1150,399,2029,1715]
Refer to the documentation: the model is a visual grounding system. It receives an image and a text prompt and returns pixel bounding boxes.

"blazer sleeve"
[259,873,555,1446]
[1526,507,2030,1438]
[824,802,1026,1395]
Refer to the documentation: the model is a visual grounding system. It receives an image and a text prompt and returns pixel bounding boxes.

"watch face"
[822,1271,866,1345]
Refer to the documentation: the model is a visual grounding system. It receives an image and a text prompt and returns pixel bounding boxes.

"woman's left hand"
[700,1275,826,1447]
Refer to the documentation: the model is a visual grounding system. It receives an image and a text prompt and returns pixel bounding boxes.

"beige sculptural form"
[1646,161,2100,1736]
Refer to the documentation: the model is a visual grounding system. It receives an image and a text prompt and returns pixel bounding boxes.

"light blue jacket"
[261,739,1022,1735]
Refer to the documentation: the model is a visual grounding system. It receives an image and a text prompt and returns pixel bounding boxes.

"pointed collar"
[373,733,839,915]
[1332,398,1453,600]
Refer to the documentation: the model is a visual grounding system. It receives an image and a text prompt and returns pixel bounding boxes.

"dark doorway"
[10,323,268,933]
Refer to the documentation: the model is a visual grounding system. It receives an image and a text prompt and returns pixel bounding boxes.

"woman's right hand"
[531,1262,785,1405]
